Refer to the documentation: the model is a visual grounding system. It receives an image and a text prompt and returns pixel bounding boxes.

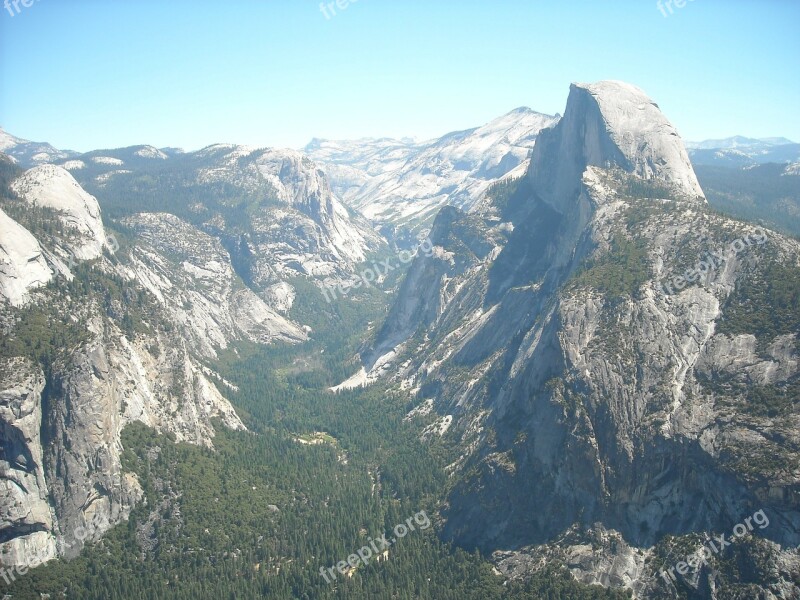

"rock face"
[350,81,800,598]
[249,148,377,275]
[529,81,705,214]
[0,161,304,570]
[11,165,109,260]
[42,314,247,560]
[56,143,385,291]
[0,358,57,568]
[0,208,53,306]
[121,212,307,358]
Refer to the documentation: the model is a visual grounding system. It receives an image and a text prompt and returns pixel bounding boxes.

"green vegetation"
[566,173,678,298]
[619,175,677,202]
[745,382,800,417]
[5,343,627,599]
[695,259,800,419]
[0,290,89,370]
[698,370,799,420]
[570,234,652,298]
[0,153,21,191]
[0,256,163,370]
[696,163,800,238]
[76,158,279,233]
[485,176,533,222]
[717,261,800,347]
[0,151,645,599]
[3,270,626,599]
[649,533,779,599]
[506,566,631,599]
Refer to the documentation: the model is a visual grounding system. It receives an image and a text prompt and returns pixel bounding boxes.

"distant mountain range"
[686,136,796,150]
[6,122,799,243]
[0,127,77,166]
[305,108,559,236]
[687,135,800,167]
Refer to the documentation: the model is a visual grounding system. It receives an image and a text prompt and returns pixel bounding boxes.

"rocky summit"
[344,81,800,598]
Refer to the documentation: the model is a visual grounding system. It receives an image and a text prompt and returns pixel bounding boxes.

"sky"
[1,0,798,153]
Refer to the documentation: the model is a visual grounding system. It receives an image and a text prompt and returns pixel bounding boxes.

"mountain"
[303,137,422,203]
[4,150,598,600]
[0,157,305,567]
[684,136,800,237]
[688,136,800,167]
[528,81,704,208]
[697,162,800,238]
[342,81,800,598]
[3,86,799,599]
[11,164,111,260]
[686,136,796,151]
[0,128,77,168]
[306,108,559,236]
[52,143,386,297]
[0,135,395,576]
[0,128,401,568]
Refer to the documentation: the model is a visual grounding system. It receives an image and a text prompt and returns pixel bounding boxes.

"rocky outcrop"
[307,108,559,233]
[121,212,307,358]
[0,358,57,568]
[529,81,705,215]
[0,208,52,306]
[353,81,800,598]
[0,162,301,570]
[53,143,386,289]
[11,165,109,260]
[42,313,249,559]
[248,148,380,279]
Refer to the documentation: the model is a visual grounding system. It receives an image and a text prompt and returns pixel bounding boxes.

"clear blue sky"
[1,0,798,152]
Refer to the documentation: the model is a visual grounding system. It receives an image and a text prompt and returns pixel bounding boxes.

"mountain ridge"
[340,80,800,598]
[305,107,560,236]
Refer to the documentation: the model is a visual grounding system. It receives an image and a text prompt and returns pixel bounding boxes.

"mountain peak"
[529,80,704,212]
[571,79,650,101]
[10,165,109,260]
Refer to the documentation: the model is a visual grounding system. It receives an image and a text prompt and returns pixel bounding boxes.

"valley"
[1,76,798,600]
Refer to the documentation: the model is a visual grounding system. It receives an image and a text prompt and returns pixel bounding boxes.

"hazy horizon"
[2,1,799,153]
